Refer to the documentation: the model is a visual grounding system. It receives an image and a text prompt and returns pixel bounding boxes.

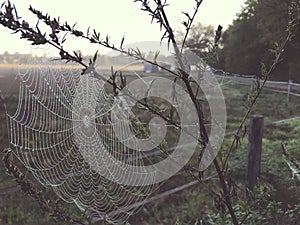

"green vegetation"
[2,79,300,224]
[0,0,299,224]
[219,0,300,81]
[129,81,300,225]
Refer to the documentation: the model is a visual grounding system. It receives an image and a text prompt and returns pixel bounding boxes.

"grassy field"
[0,68,300,224]
[129,82,300,225]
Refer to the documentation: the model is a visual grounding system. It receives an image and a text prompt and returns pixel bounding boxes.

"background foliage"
[218,0,300,81]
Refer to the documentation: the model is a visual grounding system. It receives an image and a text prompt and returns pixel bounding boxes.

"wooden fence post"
[246,115,264,201]
[287,80,292,103]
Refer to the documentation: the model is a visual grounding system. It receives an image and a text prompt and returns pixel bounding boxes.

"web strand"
[8,62,155,224]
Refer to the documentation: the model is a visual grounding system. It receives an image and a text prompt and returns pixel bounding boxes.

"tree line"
[186,0,300,81]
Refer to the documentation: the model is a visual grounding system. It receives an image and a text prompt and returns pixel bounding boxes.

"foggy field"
[1,63,300,225]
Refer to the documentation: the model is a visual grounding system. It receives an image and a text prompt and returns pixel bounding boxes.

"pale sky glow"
[0,0,246,56]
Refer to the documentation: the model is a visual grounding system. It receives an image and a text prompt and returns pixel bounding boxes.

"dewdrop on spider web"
[6,59,156,224]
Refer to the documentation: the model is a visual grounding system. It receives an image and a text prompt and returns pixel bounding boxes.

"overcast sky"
[0,0,246,56]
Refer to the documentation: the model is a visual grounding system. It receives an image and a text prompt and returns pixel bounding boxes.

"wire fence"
[1,71,300,224]
[213,73,300,101]
[2,114,300,225]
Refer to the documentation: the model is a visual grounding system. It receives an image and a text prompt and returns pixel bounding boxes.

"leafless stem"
[180,0,204,54]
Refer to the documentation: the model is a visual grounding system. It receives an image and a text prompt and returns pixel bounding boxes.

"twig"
[180,0,204,54]
[149,1,239,223]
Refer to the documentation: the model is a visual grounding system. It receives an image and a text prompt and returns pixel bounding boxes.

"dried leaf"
[182,11,191,21]
[93,50,98,63]
[120,36,125,49]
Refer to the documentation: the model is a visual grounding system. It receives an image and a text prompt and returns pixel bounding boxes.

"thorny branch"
[180,0,204,54]
[28,3,180,78]
[0,0,208,187]
[0,1,202,141]
[0,0,240,223]
[136,1,239,224]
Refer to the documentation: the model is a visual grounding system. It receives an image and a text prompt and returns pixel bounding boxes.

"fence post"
[287,80,292,103]
[246,115,264,201]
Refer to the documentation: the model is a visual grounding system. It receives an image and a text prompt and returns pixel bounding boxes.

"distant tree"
[179,23,214,54]
[219,0,300,81]
[3,50,14,63]
[178,22,215,62]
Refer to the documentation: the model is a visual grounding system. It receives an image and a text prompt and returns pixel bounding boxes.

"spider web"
[7,62,156,224]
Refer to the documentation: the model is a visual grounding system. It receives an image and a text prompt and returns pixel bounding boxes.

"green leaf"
[161,139,168,150]
[261,62,268,76]
[175,217,182,225]
[238,198,248,213]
